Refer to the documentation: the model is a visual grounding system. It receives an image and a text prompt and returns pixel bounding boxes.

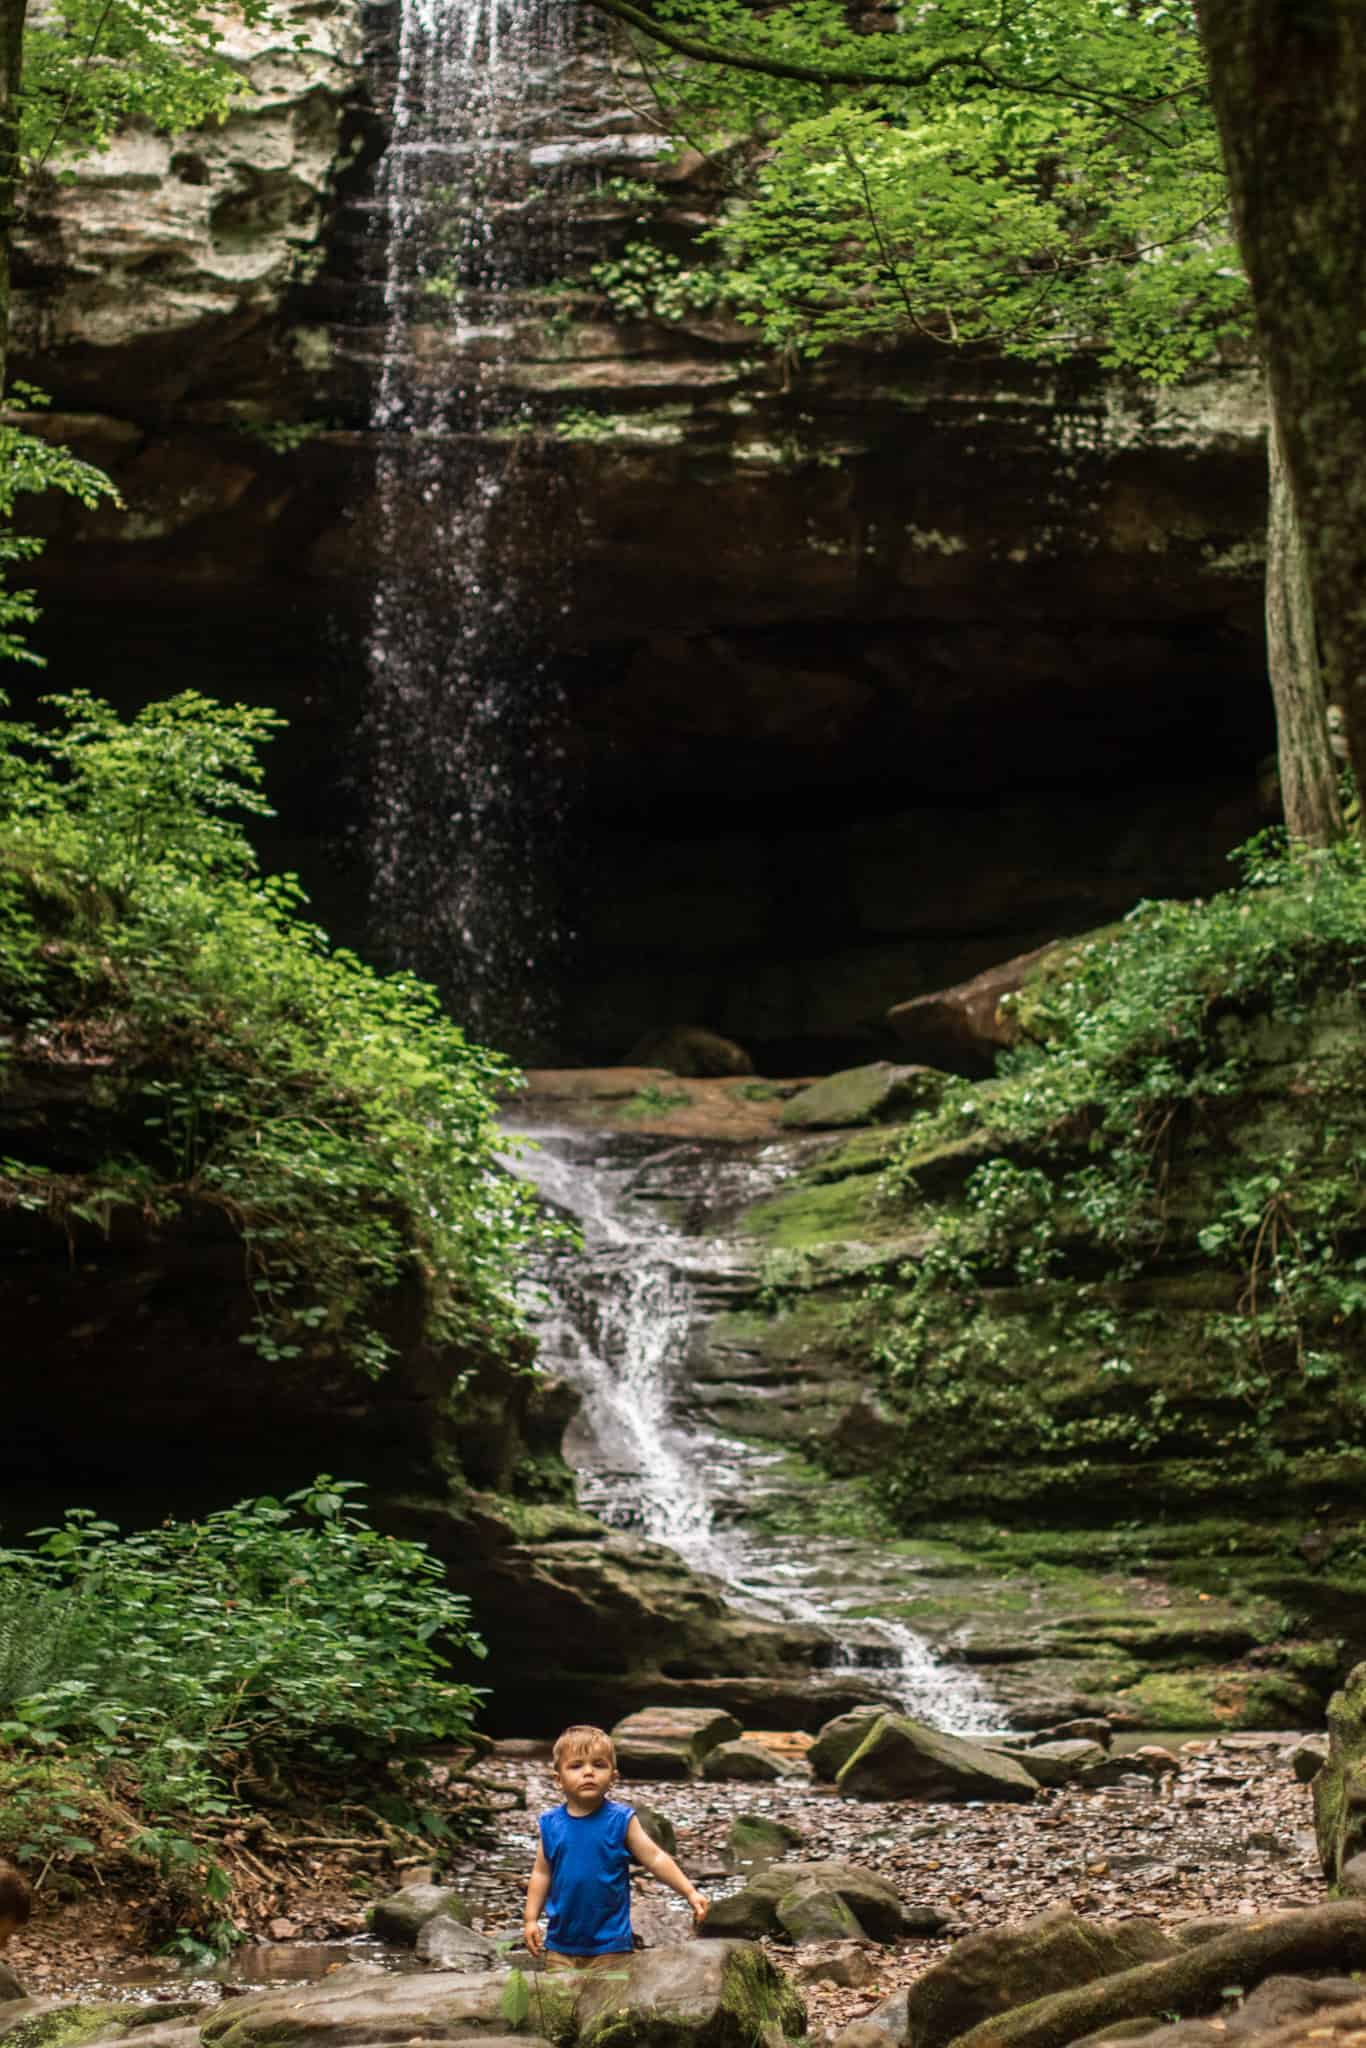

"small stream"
[510,1123,998,1736]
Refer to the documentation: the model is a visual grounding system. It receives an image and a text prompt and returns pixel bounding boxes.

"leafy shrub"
[0,1482,484,1893]
[0,690,546,1375]
[589,240,727,324]
[869,834,1366,1491]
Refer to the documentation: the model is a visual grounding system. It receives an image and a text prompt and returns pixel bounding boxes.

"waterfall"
[365,0,569,1057]
[514,1125,1000,1737]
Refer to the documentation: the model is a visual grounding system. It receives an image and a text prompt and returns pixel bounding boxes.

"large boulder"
[1315,1663,1366,1882]
[574,1940,806,2048]
[370,1884,472,1944]
[836,1715,1040,1803]
[701,1861,929,1945]
[809,1707,885,1782]
[906,1910,1180,2048]
[0,1970,21,2003]
[613,1707,743,1780]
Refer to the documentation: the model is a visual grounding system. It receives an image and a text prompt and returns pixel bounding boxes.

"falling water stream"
[512,1124,999,1735]
[366,0,568,1056]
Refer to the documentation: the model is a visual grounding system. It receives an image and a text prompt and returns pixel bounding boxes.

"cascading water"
[365,0,569,1056]
[513,1124,999,1736]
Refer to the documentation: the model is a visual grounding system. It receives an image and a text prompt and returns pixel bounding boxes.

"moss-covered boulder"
[808,1707,885,1781]
[574,1942,805,2048]
[906,1909,1180,2048]
[779,1065,945,1130]
[837,1715,1039,1803]
[0,2006,158,2048]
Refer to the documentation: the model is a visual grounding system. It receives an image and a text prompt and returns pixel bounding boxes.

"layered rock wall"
[8,10,1277,1067]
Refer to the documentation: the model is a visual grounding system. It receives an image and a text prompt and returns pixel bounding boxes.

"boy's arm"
[524,1844,551,1956]
[626,1815,709,1924]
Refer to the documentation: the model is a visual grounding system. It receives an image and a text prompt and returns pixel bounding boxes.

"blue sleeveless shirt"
[539,1798,635,1956]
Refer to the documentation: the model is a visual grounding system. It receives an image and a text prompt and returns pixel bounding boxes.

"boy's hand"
[523,1920,545,1957]
[689,1890,709,1926]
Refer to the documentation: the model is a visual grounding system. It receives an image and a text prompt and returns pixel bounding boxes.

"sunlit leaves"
[612,0,1253,377]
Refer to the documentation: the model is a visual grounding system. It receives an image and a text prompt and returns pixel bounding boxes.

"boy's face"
[555,1745,614,1812]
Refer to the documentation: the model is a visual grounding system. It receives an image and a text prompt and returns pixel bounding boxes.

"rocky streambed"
[0,1724,1335,2044]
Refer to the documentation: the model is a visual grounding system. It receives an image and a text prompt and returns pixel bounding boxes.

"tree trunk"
[0,0,25,398]
[1265,393,1342,847]
[955,1903,1366,2048]
[1198,0,1366,832]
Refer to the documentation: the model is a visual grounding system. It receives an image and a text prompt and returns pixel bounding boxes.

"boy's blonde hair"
[552,1724,616,1773]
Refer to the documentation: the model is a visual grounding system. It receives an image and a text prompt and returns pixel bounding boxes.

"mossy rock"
[1315,1662,1366,1881]
[1113,1665,1323,1731]
[575,1941,805,2048]
[0,2005,141,2048]
[779,1064,946,1131]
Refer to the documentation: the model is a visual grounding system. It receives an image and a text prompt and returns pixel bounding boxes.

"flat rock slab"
[613,1706,743,1779]
[199,1962,583,2048]
[837,1714,1040,1803]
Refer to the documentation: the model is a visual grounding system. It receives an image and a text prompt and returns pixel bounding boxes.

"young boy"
[523,1725,708,1969]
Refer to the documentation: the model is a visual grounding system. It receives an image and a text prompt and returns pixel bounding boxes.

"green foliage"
[235,417,333,455]
[611,0,1250,375]
[552,405,617,442]
[869,835,1366,1500]
[0,691,545,1375]
[19,0,293,171]
[0,1482,484,1907]
[589,240,726,324]
[0,389,120,665]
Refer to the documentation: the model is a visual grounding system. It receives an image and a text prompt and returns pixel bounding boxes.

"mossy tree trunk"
[1266,394,1342,848]
[1199,0,1366,832]
[0,0,25,397]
